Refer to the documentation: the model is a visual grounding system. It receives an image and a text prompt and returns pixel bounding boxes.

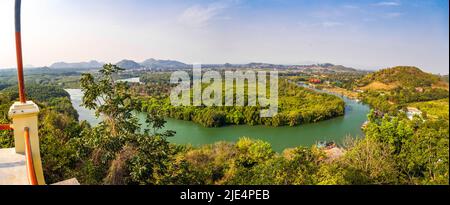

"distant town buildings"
[309,78,322,84]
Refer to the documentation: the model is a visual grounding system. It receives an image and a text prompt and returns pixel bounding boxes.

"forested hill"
[357,66,449,90]
[357,66,449,113]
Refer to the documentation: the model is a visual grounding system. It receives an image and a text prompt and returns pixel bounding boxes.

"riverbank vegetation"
[283,70,365,100]
[138,79,345,127]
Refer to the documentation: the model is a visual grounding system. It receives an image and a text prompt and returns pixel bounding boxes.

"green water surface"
[66,85,369,152]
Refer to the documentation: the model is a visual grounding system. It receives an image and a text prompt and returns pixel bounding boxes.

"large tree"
[80,64,175,184]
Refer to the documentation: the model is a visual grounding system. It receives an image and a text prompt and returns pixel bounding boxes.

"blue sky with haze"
[0,0,448,73]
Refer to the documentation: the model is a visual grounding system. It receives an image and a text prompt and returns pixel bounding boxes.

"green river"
[66,84,369,152]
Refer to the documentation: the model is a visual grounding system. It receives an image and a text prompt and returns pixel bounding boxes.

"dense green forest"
[138,79,345,127]
[0,64,448,185]
[0,68,82,89]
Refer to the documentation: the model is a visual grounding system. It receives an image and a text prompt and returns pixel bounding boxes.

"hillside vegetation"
[409,98,449,120]
[358,66,449,113]
[357,66,448,90]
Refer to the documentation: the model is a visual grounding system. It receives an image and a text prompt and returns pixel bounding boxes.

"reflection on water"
[65,89,102,125]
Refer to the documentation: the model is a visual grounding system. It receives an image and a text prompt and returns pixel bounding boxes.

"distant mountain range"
[116,59,142,69]
[141,58,190,69]
[50,60,104,69]
[49,59,189,70]
[302,63,359,73]
[47,59,362,73]
[201,62,361,73]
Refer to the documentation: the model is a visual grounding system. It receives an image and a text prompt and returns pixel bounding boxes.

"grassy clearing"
[409,98,449,119]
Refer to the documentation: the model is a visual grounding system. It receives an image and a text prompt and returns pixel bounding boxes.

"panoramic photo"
[0,0,448,198]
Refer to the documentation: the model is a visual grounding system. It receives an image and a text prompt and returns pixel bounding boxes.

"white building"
[406,107,422,120]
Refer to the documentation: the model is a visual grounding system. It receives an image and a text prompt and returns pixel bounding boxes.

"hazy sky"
[0,0,448,73]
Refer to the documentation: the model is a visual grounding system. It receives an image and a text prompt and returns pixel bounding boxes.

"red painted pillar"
[15,0,26,103]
